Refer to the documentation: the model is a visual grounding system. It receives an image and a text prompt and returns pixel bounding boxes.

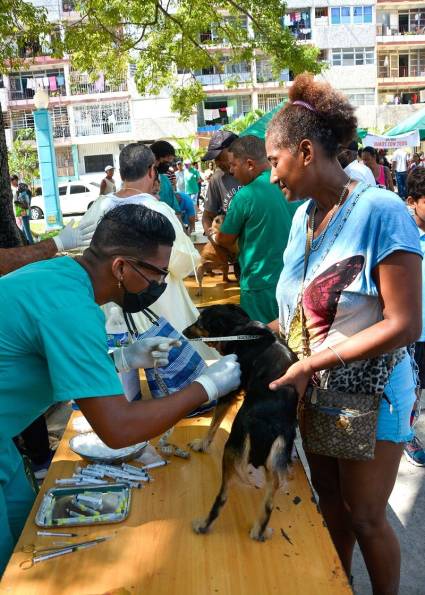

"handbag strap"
[299,183,370,358]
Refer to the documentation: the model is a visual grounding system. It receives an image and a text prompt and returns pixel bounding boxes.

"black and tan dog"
[184,304,298,541]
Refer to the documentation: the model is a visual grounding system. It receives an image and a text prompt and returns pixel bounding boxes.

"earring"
[118,280,122,289]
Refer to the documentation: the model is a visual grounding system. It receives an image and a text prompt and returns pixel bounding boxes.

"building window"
[353,6,372,24]
[331,6,373,25]
[10,107,70,139]
[344,89,375,106]
[331,7,351,25]
[9,68,66,101]
[315,7,328,20]
[56,147,75,177]
[73,102,130,136]
[258,93,286,112]
[332,47,374,66]
[84,154,114,173]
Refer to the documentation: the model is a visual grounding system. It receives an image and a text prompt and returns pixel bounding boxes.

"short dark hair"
[10,174,18,182]
[91,204,175,257]
[362,146,377,160]
[119,143,155,182]
[229,135,268,162]
[407,168,425,200]
[267,74,357,158]
[150,140,176,159]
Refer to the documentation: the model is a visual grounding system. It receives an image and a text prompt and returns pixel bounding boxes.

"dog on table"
[196,215,238,296]
[183,304,298,542]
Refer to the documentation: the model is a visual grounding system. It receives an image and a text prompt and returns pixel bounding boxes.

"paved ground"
[351,403,425,595]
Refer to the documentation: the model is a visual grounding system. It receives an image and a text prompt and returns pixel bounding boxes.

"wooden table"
[185,273,240,308]
[0,404,351,595]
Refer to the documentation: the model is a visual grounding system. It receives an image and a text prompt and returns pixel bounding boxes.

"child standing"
[405,168,425,465]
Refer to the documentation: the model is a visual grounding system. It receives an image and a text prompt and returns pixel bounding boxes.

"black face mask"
[122,280,167,314]
[156,161,171,174]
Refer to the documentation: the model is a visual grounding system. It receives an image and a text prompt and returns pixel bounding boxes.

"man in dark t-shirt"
[201,130,241,235]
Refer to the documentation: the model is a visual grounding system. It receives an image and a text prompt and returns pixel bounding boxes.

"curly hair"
[407,167,425,200]
[266,74,358,158]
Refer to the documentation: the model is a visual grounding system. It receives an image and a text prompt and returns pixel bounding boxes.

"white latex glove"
[195,354,241,402]
[113,337,182,373]
[53,218,97,252]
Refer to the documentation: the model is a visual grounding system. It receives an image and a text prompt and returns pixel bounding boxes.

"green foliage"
[224,109,264,134]
[59,0,322,118]
[0,0,52,72]
[172,135,205,162]
[0,1,323,120]
[8,128,39,188]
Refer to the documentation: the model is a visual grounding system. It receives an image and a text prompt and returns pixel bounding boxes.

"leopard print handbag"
[300,349,407,460]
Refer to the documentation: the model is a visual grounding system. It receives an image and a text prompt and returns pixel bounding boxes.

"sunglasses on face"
[124,258,169,284]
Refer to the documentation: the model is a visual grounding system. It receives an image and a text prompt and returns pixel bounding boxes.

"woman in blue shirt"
[265,75,421,594]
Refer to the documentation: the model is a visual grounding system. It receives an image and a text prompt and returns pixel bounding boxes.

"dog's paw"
[192,519,210,534]
[188,438,209,453]
[249,525,273,542]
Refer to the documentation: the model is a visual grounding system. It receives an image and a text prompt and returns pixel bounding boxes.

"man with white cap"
[100,165,116,196]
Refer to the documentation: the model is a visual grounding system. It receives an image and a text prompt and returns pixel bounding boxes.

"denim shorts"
[376,355,416,443]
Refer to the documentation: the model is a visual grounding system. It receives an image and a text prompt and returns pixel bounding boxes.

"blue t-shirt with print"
[276,183,422,391]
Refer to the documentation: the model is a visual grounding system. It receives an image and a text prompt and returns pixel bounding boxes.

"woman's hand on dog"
[269,359,314,397]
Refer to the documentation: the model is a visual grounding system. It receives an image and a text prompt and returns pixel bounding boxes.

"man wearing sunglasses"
[0,204,241,574]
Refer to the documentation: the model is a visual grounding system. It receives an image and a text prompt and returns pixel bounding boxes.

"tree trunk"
[0,104,23,248]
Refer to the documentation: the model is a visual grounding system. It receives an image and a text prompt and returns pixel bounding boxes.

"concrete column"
[71,143,79,180]
[33,108,63,230]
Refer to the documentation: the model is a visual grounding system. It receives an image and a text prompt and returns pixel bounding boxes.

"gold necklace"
[309,179,352,252]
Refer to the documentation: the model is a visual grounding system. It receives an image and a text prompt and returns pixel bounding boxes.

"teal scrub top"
[159,174,181,212]
[0,257,123,441]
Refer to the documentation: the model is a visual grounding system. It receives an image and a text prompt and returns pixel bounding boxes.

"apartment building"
[4,0,425,179]
[376,2,425,102]
[192,3,380,134]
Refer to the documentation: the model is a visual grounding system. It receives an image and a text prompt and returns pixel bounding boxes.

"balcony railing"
[377,24,425,37]
[290,28,312,41]
[195,72,252,86]
[9,86,66,102]
[74,120,131,137]
[378,66,425,78]
[69,73,128,95]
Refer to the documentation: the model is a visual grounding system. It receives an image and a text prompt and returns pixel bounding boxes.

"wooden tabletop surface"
[1,275,351,594]
[0,404,351,595]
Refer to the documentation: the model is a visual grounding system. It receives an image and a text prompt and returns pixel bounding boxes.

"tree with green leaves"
[172,136,205,163]
[62,0,321,119]
[8,129,40,191]
[0,0,50,248]
[0,0,322,248]
[224,109,264,135]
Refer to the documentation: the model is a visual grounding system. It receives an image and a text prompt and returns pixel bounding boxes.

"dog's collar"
[189,334,263,343]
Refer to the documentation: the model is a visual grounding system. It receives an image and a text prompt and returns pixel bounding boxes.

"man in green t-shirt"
[215,135,296,324]
[183,160,201,207]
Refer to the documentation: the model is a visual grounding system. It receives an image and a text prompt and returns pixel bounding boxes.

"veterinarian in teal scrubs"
[0,204,241,574]
[216,135,296,323]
